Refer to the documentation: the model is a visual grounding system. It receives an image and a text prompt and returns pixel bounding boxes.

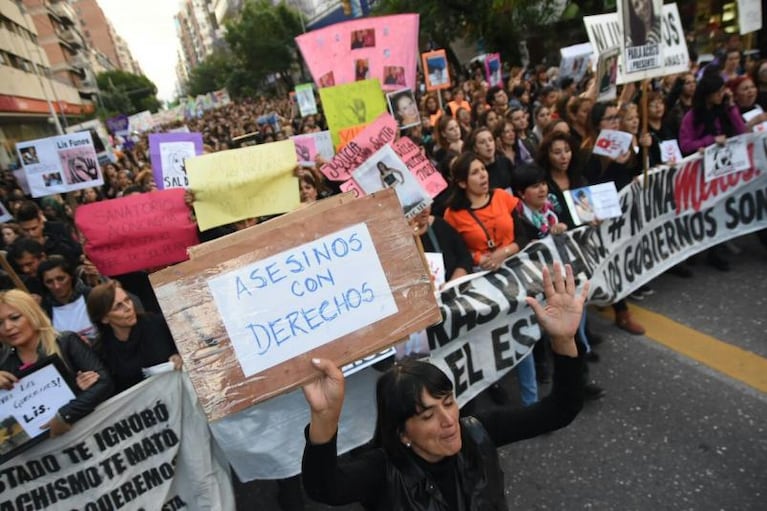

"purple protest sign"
[105,115,129,136]
[148,132,204,189]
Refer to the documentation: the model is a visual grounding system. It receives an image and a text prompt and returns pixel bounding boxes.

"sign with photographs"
[422,49,451,91]
[16,131,104,198]
[295,14,419,92]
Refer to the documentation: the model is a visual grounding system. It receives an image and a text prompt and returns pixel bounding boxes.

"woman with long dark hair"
[302,262,587,510]
[679,69,746,156]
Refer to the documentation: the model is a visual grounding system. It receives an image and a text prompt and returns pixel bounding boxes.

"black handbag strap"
[466,208,496,250]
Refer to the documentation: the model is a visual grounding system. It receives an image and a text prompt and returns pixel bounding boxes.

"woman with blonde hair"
[0,290,113,436]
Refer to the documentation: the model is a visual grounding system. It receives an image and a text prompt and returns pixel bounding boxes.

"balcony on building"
[59,27,84,49]
[48,1,77,26]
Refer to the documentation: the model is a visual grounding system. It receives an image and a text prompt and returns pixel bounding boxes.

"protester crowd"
[0,33,765,510]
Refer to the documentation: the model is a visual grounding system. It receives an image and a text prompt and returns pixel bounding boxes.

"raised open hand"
[525,263,589,357]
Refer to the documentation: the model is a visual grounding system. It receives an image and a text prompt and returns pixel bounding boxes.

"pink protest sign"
[319,113,398,181]
[393,137,447,198]
[75,189,199,276]
[295,14,419,92]
[340,179,364,198]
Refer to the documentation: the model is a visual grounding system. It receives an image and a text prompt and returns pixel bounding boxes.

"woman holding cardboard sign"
[0,290,113,437]
[301,262,586,510]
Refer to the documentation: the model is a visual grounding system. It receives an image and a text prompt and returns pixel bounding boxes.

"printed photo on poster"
[620,0,663,75]
[295,84,318,117]
[58,149,99,185]
[19,146,39,165]
[596,47,620,102]
[354,59,370,81]
[703,136,750,182]
[350,28,375,49]
[352,145,431,219]
[422,50,450,91]
[292,131,334,166]
[383,66,406,86]
[563,182,622,225]
[16,131,103,197]
[484,53,502,87]
[319,71,335,88]
[386,88,421,129]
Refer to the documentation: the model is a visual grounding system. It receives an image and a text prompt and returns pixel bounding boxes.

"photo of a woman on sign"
[623,0,662,47]
[387,89,421,129]
[355,59,370,81]
[425,54,449,89]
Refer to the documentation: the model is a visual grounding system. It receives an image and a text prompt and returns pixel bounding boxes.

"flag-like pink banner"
[75,189,199,276]
[295,14,419,92]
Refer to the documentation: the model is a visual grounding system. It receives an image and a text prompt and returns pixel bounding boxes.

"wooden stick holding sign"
[150,188,441,422]
[641,79,649,186]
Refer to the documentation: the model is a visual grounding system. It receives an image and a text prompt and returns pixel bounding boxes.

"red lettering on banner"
[674,142,760,213]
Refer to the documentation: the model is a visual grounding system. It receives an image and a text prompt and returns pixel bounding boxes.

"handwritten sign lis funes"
[206,223,398,378]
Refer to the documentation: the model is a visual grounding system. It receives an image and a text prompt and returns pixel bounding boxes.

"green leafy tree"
[224,0,305,93]
[96,70,162,115]
[186,49,235,97]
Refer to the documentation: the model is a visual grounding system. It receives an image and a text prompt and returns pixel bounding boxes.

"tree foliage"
[222,0,305,95]
[186,49,235,97]
[96,70,161,116]
[373,0,571,65]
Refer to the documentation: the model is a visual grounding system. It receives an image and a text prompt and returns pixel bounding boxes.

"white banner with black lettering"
[0,372,234,510]
[215,133,767,481]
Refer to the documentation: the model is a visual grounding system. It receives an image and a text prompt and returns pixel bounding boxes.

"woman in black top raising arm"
[302,262,587,510]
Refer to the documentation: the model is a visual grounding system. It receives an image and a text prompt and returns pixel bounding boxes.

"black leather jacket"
[375,417,507,511]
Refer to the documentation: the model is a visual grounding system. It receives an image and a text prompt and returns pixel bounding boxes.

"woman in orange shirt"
[443,152,528,271]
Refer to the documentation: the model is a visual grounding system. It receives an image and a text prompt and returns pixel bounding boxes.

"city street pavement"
[234,233,767,511]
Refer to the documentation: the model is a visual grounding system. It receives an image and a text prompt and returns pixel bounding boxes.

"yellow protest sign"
[319,79,387,148]
[186,140,299,231]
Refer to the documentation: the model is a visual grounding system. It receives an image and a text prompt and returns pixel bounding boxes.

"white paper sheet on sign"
[207,223,399,377]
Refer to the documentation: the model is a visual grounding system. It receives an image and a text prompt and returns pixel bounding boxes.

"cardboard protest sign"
[295,14,419,92]
[150,188,441,421]
[559,43,593,82]
[564,183,622,225]
[422,50,451,91]
[319,79,388,148]
[593,129,634,159]
[596,47,620,102]
[386,88,420,129]
[295,83,318,117]
[320,113,398,181]
[186,140,300,231]
[743,107,767,133]
[703,136,750,182]
[484,53,503,87]
[352,145,431,219]
[0,371,235,509]
[16,131,104,198]
[584,3,688,84]
[736,0,762,34]
[292,131,334,166]
[0,357,75,463]
[66,119,115,167]
[75,189,199,276]
[149,132,203,189]
[105,114,129,137]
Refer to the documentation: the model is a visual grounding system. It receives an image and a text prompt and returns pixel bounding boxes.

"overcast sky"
[97,0,180,103]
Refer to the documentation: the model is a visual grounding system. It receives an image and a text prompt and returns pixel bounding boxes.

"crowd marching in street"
[0,21,765,511]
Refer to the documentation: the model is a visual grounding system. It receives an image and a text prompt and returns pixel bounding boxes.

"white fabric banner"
[0,372,234,510]
[215,133,767,481]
